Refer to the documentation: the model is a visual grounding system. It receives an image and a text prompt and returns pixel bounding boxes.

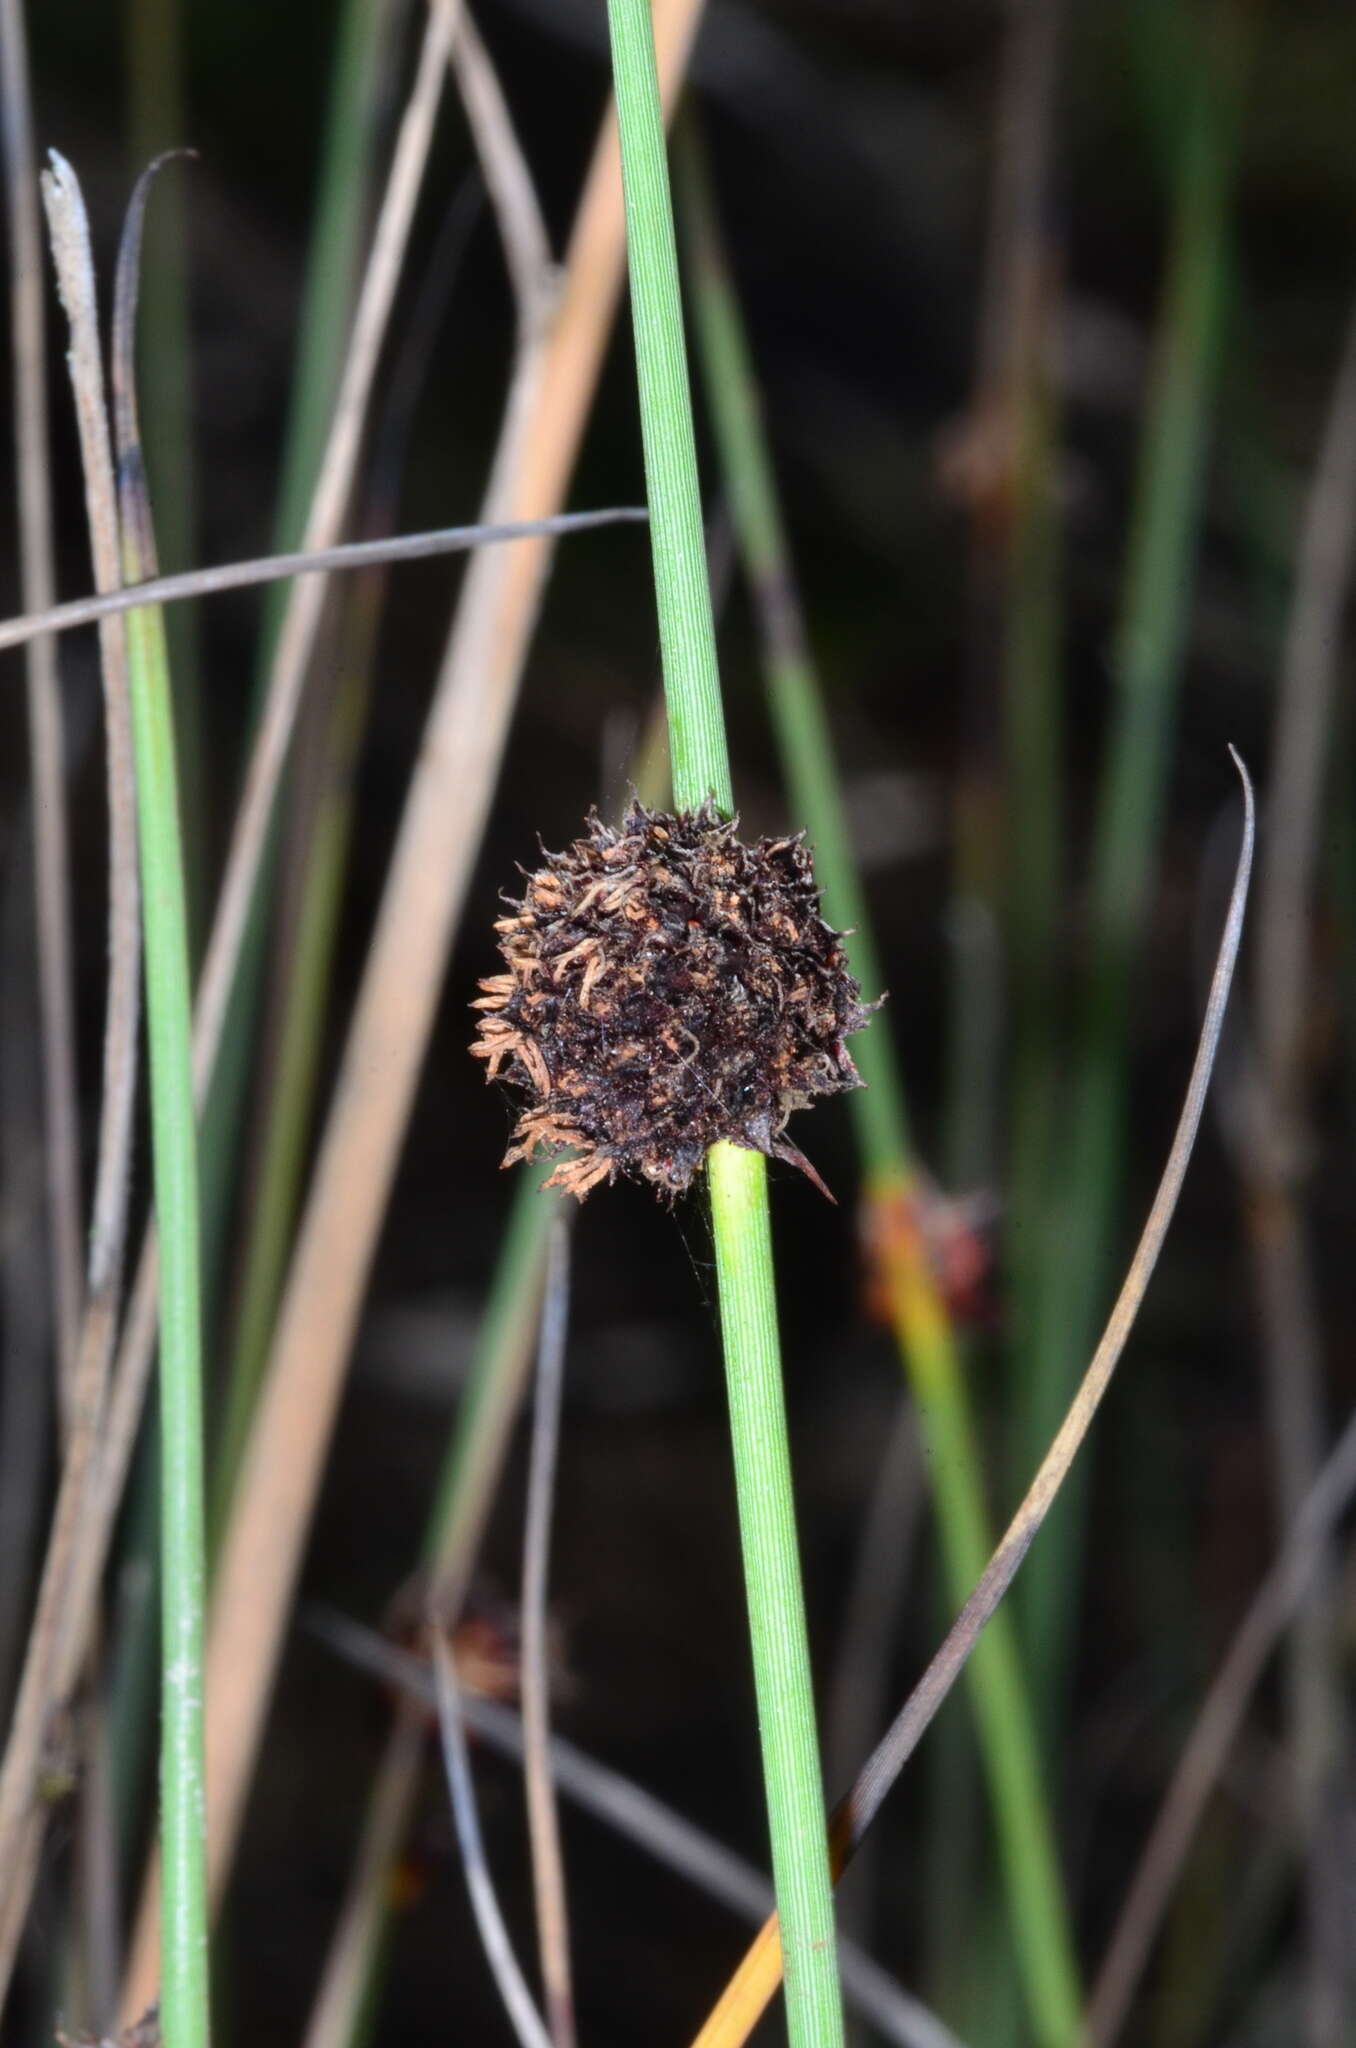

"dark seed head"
[471,800,877,1201]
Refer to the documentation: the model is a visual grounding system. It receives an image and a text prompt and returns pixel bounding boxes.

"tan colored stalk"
[0,0,83,1417]
[123,0,705,2017]
[0,154,142,2009]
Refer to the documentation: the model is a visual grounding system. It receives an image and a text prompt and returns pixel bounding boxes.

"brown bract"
[471,801,875,1200]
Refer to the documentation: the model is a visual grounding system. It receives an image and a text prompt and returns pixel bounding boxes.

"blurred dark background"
[4,2,1356,2044]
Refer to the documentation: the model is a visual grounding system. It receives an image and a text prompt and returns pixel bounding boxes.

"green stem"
[116,162,208,2048]
[1016,41,1238,1726]
[197,0,390,1364]
[675,129,900,1174]
[424,1181,558,1589]
[267,0,392,575]
[706,1142,842,2035]
[123,577,207,2048]
[605,6,841,2043]
[212,173,481,1550]
[209,615,370,1555]
[1004,354,1064,1380]
[127,0,204,956]
[606,1,728,817]
[678,129,1079,2044]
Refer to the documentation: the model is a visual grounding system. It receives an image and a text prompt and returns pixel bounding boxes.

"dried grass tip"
[471,800,876,1200]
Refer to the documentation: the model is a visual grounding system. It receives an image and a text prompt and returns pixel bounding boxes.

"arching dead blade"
[772,1135,838,1205]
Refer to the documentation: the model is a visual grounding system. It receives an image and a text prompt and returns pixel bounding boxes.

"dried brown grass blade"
[0,0,83,1417]
[0,152,142,2012]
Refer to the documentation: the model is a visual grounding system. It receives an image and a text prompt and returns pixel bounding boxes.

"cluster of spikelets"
[471,800,874,1200]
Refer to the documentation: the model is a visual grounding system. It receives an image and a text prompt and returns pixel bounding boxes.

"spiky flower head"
[471,801,875,1200]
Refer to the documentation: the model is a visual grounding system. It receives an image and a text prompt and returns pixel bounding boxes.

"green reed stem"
[1016,44,1237,1727]
[197,0,389,1358]
[115,450,206,2048]
[675,129,898,1166]
[704,1141,843,2039]
[606,19,728,815]
[606,10,841,2044]
[267,0,391,581]
[678,127,1079,2045]
[1003,355,1064,1382]
[127,0,204,954]
[110,149,213,2048]
[124,584,208,2048]
[110,9,201,1908]
[425,1182,558,1580]
[101,5,390,1911]
[209,599,372,1554]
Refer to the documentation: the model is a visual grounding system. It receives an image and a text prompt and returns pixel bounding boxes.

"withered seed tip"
[471,801,877,1202]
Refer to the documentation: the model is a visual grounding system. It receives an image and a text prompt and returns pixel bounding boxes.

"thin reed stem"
[0,152,142,2015]
[606,8,839,2040]
[127,0,204,948]
[195,0,397,1353]
[688,757,1253,2048]
[1233,287,1356,2048]
[521,1219,575,2048]
[121,9,461,1998]
[269,0,397,578]
[103,4,463,1767]
[113,164,209,2048]
[302,1183,557,2048]
[187,0,461,1124]
[214,177,482,1544]
[678,126,1078,2042]
[430,1629,553,2048]
[605,66,725,815]
[301,720,670,2048]
[1017,38,1239,1726]
[675,125,897,1158]
[703,1144,843,2048]
[46,134,143,2028]
[992,0,1066,1467]
[1085,1404,1356,2045]
[312,1609,963,2048]
[129,9,706,2018]
[0,0,83,1417]
[0,510,647,655]
[0,838,50,1721]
